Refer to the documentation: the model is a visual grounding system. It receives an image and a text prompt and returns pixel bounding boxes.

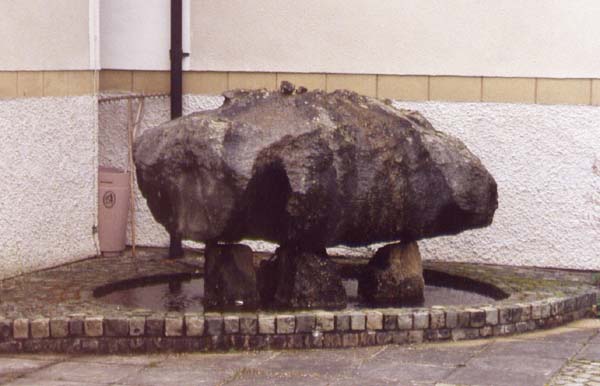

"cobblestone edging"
[0,292,596,354]
[550,359,600,385]
[0,248,598,354]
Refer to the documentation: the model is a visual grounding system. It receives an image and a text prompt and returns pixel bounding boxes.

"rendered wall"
[100,0,600,78]
[395,101,600,270]
[193,0,600,77]
[0,96,99,279]
[98,96,600,270]
[100,0,190,71]
[0,0,97,71]
[0,0,100,280]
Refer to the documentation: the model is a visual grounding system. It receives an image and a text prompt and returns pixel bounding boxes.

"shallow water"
[98,277,496,312]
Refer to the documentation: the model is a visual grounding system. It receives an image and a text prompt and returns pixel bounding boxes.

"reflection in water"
[101,278,205,312]
[98,277,496,313]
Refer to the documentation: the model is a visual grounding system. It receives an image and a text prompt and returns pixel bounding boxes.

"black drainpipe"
[168,0,188,258]
[170,0,188,120]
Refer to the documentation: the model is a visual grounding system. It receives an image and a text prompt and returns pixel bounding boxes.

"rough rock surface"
[134,85,498,249]
[258,247,347,309]
[203,243,259,310]
[358,241,425,306]
[135,83,498,309]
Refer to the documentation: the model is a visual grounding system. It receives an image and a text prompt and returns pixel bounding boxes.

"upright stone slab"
[358,242,424,306]
[258,247,347,309]
[203,243,259,310]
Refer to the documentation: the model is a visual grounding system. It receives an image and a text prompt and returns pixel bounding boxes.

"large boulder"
[134,83,498,309]
[358,241,425,306]
[134,85,498,249]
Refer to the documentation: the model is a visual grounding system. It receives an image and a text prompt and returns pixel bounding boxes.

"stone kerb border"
[0,291,597,354]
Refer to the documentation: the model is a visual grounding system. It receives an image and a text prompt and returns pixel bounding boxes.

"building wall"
[1,0,599,279]
[0,0,99,280]
[97,0,600,271]
[0,0,98,71]
[101,0,600,78]
[0,96,99,279]
[99,0,188,71]
[190,0,600,77]
[397,101,600,270]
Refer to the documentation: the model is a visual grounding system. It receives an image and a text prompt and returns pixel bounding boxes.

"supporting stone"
[257,246,347,310]
[168,232,183,259]
[358,241,424,306]
[203,243,259,310]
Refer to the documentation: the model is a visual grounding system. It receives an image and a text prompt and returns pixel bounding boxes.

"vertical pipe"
[170,0,184,120]
[169,0,185,258]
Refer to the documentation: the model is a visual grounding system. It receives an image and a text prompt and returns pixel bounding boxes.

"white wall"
[0,96,99,280]
[192,0,600,77]
[100,0,600,78]
[395,101,600,270]
[0,0,97,70]
[99,96,600,270]
[0,1,100,280]
[100,0,190,70]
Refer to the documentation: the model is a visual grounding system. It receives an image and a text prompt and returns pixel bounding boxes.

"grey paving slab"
[154,351,275,371]
[19,361,144,385]
[115,352,268,385]
[444,354,565,386]
[255,348,376,376]
[340,362,454,385]
[0,374,19,385]
[369,343,489,367]
[576,345,600,361]
[444,367,554,386]
[515,327,598,344]
[484,340,583,360]
[3,379,106,386]
[68,354,166,366]
[0,354,69,362]
[0,357,55,376]
[587,333,600,345]
[470,352,566,372]
[226,369,334,386]
[332,377,405,386]
[0,357,59,385]
[118,365,234,386]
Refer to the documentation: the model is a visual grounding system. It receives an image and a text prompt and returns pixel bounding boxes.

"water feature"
[95,271,505,313]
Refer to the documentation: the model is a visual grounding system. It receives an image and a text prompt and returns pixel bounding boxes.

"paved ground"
[1,319,600,386]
